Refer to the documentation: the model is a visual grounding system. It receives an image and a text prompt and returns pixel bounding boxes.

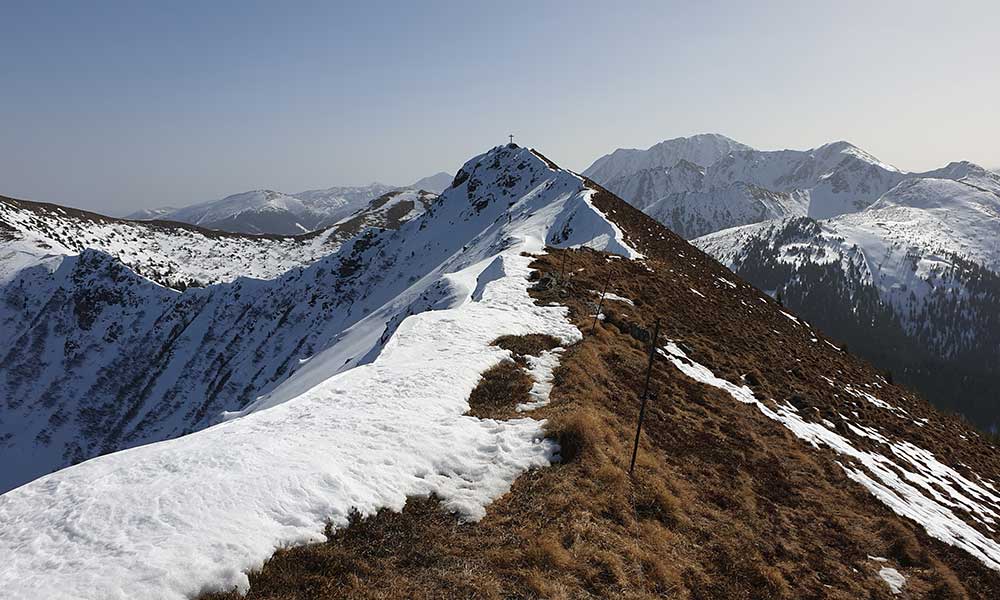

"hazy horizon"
[2,0,997,215]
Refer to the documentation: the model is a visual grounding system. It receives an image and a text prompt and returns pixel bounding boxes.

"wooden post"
[591,277,611,334]
[629,319,661,476]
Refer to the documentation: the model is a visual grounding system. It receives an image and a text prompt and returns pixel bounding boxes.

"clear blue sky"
[2,0,997,215]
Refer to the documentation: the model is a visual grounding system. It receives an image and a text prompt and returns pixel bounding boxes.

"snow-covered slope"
[158,184,398,235]
[629,178,809,239]
[0,143,642,599]
[131,175,454,235]
[695,177,1000,427]
[409,171,453,194]
[699,177,1000,273]
[0,190,434,288]
[0,195,335,288]
[0,190,436,492]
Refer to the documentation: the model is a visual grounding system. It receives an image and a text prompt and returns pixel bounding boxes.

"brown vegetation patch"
[464,333,563,419]
[492,333,561,364]
[466,359,533,419]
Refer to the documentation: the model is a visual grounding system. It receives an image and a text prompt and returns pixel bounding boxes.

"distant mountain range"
[584,133,991,239]
[2,189,436,288]
[587,134,1000,429]
[125,172,452,236]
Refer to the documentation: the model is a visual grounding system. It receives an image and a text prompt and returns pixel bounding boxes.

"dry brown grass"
[199,244,1000,599]
[492,333,561,363]
[465,359,533,419]
[464,334,563,420]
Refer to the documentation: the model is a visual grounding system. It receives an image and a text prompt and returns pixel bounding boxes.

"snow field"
[0,253,578,600]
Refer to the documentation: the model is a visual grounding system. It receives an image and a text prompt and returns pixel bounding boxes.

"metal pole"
[591,277,611,334]
[629,319,661,475]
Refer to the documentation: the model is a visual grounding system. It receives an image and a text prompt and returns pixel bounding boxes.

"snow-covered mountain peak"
[586,135,919,234]
[0,143,648,599]
[868,177,999,212]
[173,189,300,222]
[928,160,986,179]
[408,172,453,194]
[918,161,1000,196]
[812,140,900,173]
[583,133,753,183]
[128,183,400,235]
[407,143,640,260]
[645,133,752,161]
[0,142,638,491]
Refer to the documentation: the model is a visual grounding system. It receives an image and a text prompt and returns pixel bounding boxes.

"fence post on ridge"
[629,318,660,476]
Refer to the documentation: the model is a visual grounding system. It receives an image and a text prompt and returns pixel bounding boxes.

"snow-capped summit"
[166,188,312,233]
[124,206,177,220]
[917,161,1000,195]
[583,133,752,184]
[408,171,453,194]
[812,139,901,173]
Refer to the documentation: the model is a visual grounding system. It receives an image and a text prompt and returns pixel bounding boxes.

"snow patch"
[592,289,634,307]
[878,567,906,594]
[516,348,564,412]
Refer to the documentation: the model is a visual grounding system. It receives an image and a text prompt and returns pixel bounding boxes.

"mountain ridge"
[125,172,453,235]
[0,189,436,289]
[0,188,438,492]
[3,144,1000,600]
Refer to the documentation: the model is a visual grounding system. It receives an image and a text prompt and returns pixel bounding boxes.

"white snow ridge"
[0,144,641,600]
